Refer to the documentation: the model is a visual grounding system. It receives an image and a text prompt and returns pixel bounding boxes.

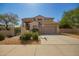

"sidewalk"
[0,44,79,56]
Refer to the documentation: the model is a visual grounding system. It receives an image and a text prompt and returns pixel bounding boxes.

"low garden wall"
[60,29,79,33]
[0,30,15,37]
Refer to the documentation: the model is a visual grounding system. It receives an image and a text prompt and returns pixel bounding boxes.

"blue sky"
[0,3,79,25]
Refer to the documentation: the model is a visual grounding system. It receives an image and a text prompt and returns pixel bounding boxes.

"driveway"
[40,35,79,44]
[0,35,79,56]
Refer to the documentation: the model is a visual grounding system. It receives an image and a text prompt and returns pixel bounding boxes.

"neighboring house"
[21,15,59,35]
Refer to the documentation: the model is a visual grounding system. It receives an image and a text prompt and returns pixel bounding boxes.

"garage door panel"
[41,25,57,35]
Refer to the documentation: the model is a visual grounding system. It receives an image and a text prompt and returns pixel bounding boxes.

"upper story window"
[38,18,42,21]
[33,18,36,21]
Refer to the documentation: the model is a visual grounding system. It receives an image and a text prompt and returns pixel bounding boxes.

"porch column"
[57,24,59,34]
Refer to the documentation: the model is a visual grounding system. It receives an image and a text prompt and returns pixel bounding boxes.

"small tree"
[60,7,79,29]
[0,13,19,30]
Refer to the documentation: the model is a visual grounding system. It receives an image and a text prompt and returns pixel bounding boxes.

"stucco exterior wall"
[29,21,39,30]
[60,29,79,33]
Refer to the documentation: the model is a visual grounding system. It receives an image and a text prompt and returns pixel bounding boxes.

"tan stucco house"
[21,15,59,35]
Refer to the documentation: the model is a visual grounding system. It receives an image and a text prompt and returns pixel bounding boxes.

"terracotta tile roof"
[22,18,33,23]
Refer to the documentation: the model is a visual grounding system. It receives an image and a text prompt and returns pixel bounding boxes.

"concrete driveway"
[40,35,79,44]
[0,35,79,56]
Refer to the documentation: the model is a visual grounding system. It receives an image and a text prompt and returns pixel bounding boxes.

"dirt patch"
[21,40,41,45]
[0,36,21,45]
[0,36,41,45]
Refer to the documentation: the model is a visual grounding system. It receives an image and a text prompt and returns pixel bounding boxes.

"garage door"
[41,25,57,35]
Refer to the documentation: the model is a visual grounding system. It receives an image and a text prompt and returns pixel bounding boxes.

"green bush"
[0,34,5,41]
[14,27,21,36]
[20,32,32,41]
[32,32,39,40]
[32,28,39,32]
[20,31,39,43]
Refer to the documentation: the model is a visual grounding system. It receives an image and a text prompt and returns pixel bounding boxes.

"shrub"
[32,28,39,32]
[20,32,32,41]
[0,34,5,41]
[32,32,39,41]
[7,35,13,38]
[14,27,21,36]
